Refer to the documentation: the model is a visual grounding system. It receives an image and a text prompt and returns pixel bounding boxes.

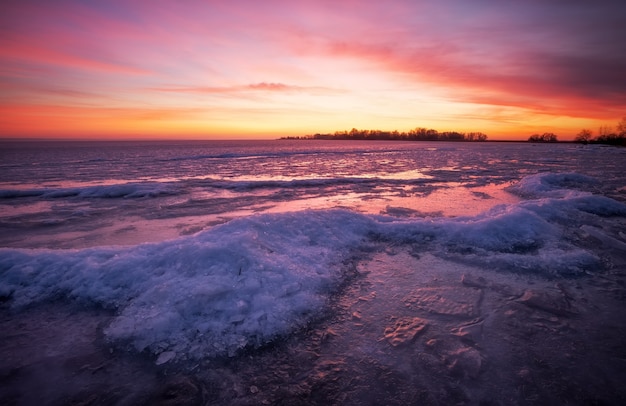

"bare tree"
[617,117,626,136]
[575,129,593,144]
[598,125,614,137]
[528,133,558,142]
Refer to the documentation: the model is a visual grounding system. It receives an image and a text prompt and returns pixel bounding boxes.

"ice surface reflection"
[2,140,624,249]
[1,141,626,404]
[0,181,519,249]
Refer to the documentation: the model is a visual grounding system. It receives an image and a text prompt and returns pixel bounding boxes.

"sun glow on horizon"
[1,1,625,141]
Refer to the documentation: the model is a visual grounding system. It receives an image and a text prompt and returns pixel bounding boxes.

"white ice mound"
[505,172,597,198]
[0,210,373,359]
[445,205,555,253]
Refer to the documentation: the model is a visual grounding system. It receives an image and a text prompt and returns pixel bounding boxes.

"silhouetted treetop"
[290,127,488,142]
[574,116,626,146]
[528,133,558,143]
[575,129,593,144]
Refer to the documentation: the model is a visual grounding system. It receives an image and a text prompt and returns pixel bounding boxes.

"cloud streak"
[1,0,625,139]
[287,1,626,119]
[150,82,341,96]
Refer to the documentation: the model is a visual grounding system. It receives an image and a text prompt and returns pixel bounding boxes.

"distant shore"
[280,124,625,145]
[280,137,545,143]
[280,135,624,145]
[279,136,579,144]
[282,128,488,142]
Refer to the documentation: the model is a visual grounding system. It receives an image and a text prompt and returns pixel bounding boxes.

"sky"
[1,0,625,140]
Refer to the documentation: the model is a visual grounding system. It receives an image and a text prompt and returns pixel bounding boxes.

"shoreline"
[2,237,625,405]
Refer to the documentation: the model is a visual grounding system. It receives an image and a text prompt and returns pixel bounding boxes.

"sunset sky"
[1,0,625,140]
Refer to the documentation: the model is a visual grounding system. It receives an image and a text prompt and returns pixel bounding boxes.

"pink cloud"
[0,1,155,76]
[277,1,626,119]
[2,0,625,137]
[150,82,340,96]
[0,41,150,75]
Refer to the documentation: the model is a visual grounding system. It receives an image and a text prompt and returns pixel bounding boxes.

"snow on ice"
[1,173,625,361]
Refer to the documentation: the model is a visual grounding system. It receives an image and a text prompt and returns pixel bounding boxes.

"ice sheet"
[2,173,625,360]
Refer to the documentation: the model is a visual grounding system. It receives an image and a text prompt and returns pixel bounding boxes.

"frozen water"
[1,210,372,358]
[2,168,625,360]
[1,140,626,404]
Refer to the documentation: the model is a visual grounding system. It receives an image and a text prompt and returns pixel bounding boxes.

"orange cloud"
[276,1,626,123]
[150,82,341,96]
[2,1,625,139]
[299,36,626,121]
[0,104,211,137]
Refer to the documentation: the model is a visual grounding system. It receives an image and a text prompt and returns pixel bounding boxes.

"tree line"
[527,117,626,146]
[283,128,488,142]
[574,117,626,146]
[528,133,558,143]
